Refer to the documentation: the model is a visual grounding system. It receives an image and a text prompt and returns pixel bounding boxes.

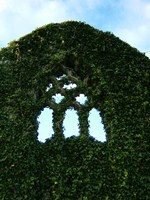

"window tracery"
[37,66,106,140]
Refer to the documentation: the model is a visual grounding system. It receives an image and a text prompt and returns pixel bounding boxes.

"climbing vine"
[0,21,150,199]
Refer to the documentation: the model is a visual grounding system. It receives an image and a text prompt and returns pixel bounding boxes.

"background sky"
[1,0,150,142]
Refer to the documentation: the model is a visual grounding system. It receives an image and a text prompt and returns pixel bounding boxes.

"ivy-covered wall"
[0,21,150,199]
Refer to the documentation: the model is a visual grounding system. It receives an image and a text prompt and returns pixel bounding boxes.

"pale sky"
[1,0,150,142]
[0,0,150,55]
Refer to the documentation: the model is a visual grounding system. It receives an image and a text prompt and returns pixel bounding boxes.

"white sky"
[1,0,150,142]
[0,0,150,56]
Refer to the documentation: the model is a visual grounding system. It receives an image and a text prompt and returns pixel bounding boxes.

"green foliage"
[0,21,150,199]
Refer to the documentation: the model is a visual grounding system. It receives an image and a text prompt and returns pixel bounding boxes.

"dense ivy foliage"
[0,21,150,199]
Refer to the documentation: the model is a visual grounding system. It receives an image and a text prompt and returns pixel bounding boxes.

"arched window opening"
[88,108,106,142]
[63,108,79,138]
[37,107,54,143]
[37,107,107,142]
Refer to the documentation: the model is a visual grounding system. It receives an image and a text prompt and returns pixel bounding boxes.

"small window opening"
[63,108,79,138]
[37,107,54,143]
[57,74,67,80]
[52,93,65,104]
[63,82,77,89]
[88,108,106,142]
[75,94,88,105]
[46,83,53,92]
